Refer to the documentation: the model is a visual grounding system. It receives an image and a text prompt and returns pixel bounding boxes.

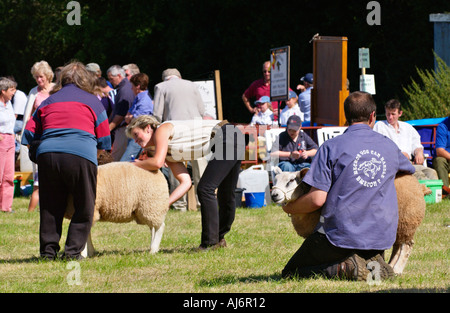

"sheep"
[271,166,430,275]
[65,161,169,257]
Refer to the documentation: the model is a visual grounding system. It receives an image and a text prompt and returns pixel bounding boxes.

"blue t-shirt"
[435,116,450,153]
[303,124,415,250]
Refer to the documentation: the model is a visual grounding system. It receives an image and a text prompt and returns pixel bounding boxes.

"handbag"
[28,140,42,163]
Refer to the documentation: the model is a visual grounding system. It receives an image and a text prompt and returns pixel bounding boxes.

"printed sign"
[359,48,370,69]
[360,74,376,95]
[270,46,290,101]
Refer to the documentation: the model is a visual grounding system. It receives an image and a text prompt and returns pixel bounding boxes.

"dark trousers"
[197,158,241,246]
[38,153,97,258]
[197,124,244,246]
[282,232,383,279]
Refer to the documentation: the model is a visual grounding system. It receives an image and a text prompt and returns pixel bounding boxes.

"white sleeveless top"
[162,119,222,162]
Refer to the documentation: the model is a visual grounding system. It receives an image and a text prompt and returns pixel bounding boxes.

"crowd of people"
[1,58,448,281]
[242,60,313,127]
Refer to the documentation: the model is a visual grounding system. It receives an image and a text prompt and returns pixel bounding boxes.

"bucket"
[13,179,21,198]
[244,192,265,208]
[419,179,443,204]
[237,165,271,206]
[235,188,245,208]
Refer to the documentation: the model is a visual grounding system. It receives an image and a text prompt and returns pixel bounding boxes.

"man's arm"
[436,147,450,161]
[282,187,327,215]
[242,93,256,114]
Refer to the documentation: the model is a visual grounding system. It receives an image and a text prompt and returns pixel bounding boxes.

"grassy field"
[0,196,448,294]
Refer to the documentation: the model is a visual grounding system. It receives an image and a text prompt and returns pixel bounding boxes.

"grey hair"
[161,68,181,81]
[0,77,17,92]
[107,65,126,78]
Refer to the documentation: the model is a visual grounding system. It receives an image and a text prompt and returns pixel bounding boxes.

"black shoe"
[39,255,56,261]
[60,253,85,261]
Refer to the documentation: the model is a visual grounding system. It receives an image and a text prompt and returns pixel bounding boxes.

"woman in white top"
[126,115,245,250]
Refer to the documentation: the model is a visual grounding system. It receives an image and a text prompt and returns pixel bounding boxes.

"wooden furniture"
[312,36,349,126]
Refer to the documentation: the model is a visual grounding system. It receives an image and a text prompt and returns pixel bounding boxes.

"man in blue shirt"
[432,116,450,192]
[282,91,415,281]
[297,73,313,125]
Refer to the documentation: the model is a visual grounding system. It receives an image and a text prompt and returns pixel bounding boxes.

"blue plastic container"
[244,192,265,208]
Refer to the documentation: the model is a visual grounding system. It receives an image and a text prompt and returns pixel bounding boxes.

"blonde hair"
[125,115,161,138]
[31,60,54,83]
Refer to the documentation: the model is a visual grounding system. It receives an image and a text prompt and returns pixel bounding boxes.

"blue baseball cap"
[255,96,271,105]
[301,73,313,84]
[289,90,297,99]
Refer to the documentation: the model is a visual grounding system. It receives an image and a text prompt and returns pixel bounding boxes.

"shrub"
[402,53,450,120]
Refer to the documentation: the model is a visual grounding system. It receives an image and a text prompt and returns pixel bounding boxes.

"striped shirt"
[22,84,111,165]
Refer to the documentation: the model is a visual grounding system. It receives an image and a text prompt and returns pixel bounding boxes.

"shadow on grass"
[0,245,196,264]
[198,273,283,287]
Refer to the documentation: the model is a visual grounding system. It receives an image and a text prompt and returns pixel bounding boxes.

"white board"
[194,80,217,119]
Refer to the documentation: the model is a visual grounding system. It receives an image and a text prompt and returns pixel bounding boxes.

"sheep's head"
[271,167,310,204]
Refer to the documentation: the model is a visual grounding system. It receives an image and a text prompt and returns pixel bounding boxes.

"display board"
[193,70,223,120]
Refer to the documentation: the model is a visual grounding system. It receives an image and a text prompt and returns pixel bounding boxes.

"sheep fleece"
[65,162,169,228]
[289,174,426,241]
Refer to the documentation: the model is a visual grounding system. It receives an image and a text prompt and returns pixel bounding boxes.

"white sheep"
[65,162,169,257]
[271,166,430,275]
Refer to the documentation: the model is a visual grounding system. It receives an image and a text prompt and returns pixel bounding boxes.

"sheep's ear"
[296,168,309,182]
[273,166,282,175]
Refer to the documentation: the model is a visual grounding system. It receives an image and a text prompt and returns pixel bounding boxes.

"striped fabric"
[22,84,111,165]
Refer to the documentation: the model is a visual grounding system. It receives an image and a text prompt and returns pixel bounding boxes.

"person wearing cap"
[250,96,274,126]
[297,73,313,125]
[270,115,318,172]
[279,90,304,126]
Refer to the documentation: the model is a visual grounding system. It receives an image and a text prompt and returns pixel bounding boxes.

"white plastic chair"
[263,127,290,181]
[316,127,347,146]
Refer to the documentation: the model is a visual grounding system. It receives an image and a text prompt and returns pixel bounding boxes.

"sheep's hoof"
[388,242,413,275]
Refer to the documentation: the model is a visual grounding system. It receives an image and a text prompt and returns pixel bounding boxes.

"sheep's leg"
[80,233,95,258]
[388,241,414,275]
[149,222,165,254]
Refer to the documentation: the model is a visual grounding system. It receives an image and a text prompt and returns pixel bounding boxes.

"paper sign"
[360,74,376,94]
[359,48,370,69]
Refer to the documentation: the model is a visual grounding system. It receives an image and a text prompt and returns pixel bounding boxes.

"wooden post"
[187,185,197,211]
[214,70,223,120]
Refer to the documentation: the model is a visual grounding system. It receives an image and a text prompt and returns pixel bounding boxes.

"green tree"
[402,53,450,120]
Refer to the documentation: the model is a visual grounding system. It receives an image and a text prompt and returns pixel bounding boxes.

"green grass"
[1,197,449,293]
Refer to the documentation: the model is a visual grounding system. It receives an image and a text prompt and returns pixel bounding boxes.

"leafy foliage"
[402,53,450,120]
[0,0,448,122]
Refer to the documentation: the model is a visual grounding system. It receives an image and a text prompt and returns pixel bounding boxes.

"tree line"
[0,0,448,122]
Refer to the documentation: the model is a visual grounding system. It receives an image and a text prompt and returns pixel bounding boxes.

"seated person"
[373,99,425,165]
[281,91,415,281]
[250,96,274,125]
[432,116,450,193]
[270,115,318,172]
[279,90,303,126]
